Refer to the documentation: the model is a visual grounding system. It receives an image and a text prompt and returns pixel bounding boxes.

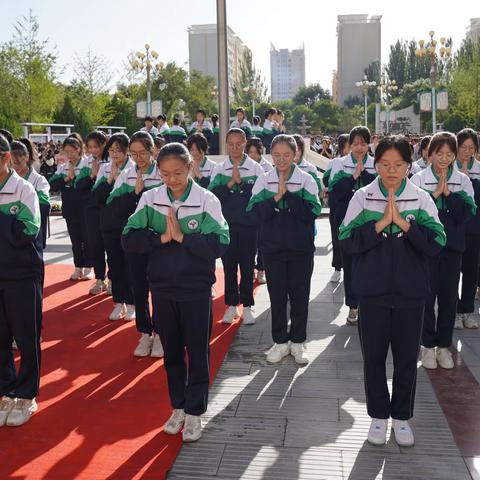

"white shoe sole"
[183,432,202,442]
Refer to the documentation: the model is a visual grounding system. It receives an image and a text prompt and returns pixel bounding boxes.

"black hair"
[236,107,246,117]
[457,128,479,152]
[271,134,297,154]
[86,130,108,160]
[211,114,219,128]
[428,131,457,157]
[157,142,192,165]
[156,114,167,122]
[226,127,246,141]
[374,136,413,166]
[246,137,263,156]
[336,134,350,157]
[265,108,277,119]
[419,135,432,154]
[18,137,39,166]
[186,132,209,154]
[10,140,29,157]
[292,133,305,157]
[63,134,84,157]
[154,135,166,149]
[144,116,153,123]
[196,109,206,117]
[0,134,10,154]
[173,116,181,126]
[0,129,13,144]
[349,126,371,145]
[130,131,154,151]
[253,115,261,126]
[106,132,130,154]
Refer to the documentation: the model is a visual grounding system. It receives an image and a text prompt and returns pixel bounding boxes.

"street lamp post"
[415,31,452,134]
[355,75,377,128]
[377,73,398,134]
[243,86,257,118]
[130,44,163,117]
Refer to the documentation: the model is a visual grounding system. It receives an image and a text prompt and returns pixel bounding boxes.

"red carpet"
[0,264,245,480]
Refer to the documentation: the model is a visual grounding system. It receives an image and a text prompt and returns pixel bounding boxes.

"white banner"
[136,101,147,118]
[151,100,163,117]
[437,91,448,111]
[420,92,432,112]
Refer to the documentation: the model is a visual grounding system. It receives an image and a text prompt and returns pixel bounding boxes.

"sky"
[0,0,476,94]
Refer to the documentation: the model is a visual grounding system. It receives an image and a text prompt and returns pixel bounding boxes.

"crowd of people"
[0,111,479,450]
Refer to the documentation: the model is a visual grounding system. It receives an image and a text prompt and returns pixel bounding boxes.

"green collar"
[456,158,474,171]
[136,161,155,175]
[351,153,368,165]
[167,178,192,203]
[199,156,208,168]
[22,166,32,180]
[432,165,453,181]
[119,157,130,171]
[229,154,247,167]
[0,168,13,191]
[378,178,407,197]
[276,164,295,181]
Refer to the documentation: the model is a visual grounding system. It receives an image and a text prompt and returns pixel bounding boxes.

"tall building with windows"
[466,18,480,43]
[270,44,306,102]
[188,24,249,98]
[336,15,381,106]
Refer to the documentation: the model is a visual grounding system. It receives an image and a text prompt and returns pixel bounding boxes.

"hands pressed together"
[161,207,184,244]
[375,190,411,234]
[432,169,450,199]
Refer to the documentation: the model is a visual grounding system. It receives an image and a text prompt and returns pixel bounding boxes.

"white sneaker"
[89,279,107,295]
[454,313,465,330]
[392,419,414,446]
[70,267,83,281]
[151,334,164,358]
[106,279,112,296]
[134,333,153,357]
[0,396,15,426]
[125,304,136,321]
[290,342,309,365]
[164,409,185,435]
[347,308,358,326]
[266,343,290,364]
[109,303,126,321]
[436,347,454,369]
[421,347,437,369]
[330,270,341,283]
[82,268,94,280]
[182,414,202,442]
[242,306,255,325]
[12,340,17,350]
[463,315,479,329]
[6,398,38,426]
[222,306,239,324]
[256,270,266,284]
[367,418,388,446]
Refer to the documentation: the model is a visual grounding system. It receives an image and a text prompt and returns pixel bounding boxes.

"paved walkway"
[44,216,480,479]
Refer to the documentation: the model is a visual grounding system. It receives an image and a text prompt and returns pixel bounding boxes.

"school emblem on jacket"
[405,213,416,223]
[187,219,199,230]
[247,178,255,184]
[9,205,19,215]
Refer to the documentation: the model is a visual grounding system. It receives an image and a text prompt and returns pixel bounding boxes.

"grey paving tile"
[168,443,225,478]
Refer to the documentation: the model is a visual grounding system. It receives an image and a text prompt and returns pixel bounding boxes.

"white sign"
[420,92,432,112]
[151,100,163,117]
[136,101,147,118]
[437,91,448,111]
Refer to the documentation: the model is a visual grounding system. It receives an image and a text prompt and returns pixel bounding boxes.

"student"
[141,116,159,138]
[246,136,273,284]
[262,108,278,153]
[153,135,167,160]
[49,134,94,281]
[339,136,446,447]
[156,114,170,140]
[10,139,50,252]
[209,114,220,155]
[454,129,480,330]
[323,133,350,283]
[275,110,286,133]
[75,131,109,295]
[411,132,476,369]
[329,126,376,325]
[187,133,216,189]
[251,115,264,139]
[247,134,321,365]
[230,107,252,139]
[209,128,265,325]
[169,116,187,144]
[122,142,229,442]
[189,109,213,142]
[409,135,431,176]
[0,134,42,426]
[292,134,322,193]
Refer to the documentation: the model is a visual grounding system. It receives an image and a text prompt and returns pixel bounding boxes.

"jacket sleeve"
[110,191,141,219]
[445,192,474,224]
[360,169,376,186]
[75,175,95,192]
[93,181,113,206]
[331,174,355,201]
[340,220,385,255]
[198,176,210,189]
[404,221,443,257]
[284,191,317,223]
[250,197,277,222]
[122,228,163,254]
[181,233,226,261]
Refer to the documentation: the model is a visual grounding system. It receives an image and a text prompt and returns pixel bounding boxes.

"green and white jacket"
[23,167,50,207]
[296,157,323,192]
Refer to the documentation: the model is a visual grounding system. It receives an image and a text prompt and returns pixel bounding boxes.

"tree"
[73,49,112,95]
[386,40,407,91]
[292,84,330,107]
[364,61,381,103]
[232,50,269,107]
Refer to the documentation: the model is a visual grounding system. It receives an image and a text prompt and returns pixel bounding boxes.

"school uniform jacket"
[410,157,429,176]
[195,156,217,189]
[411,165,476,252]
[261,119,276,151]
[247,165,321,258]
[454,159,480,235]
[259,157,273,173]
[99,162,162,234]
[230,119,253,138]
[189,121,213,141]
[0,169,42,282]
[251,125,264,139]
[75,155,109,209]
[208,154,265,231]
[210,126,220,155]
[329,153,377,225]
[168,125,187,143]
[297,157,323,193]
[339,177,446,305]
[122,179,229,300]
